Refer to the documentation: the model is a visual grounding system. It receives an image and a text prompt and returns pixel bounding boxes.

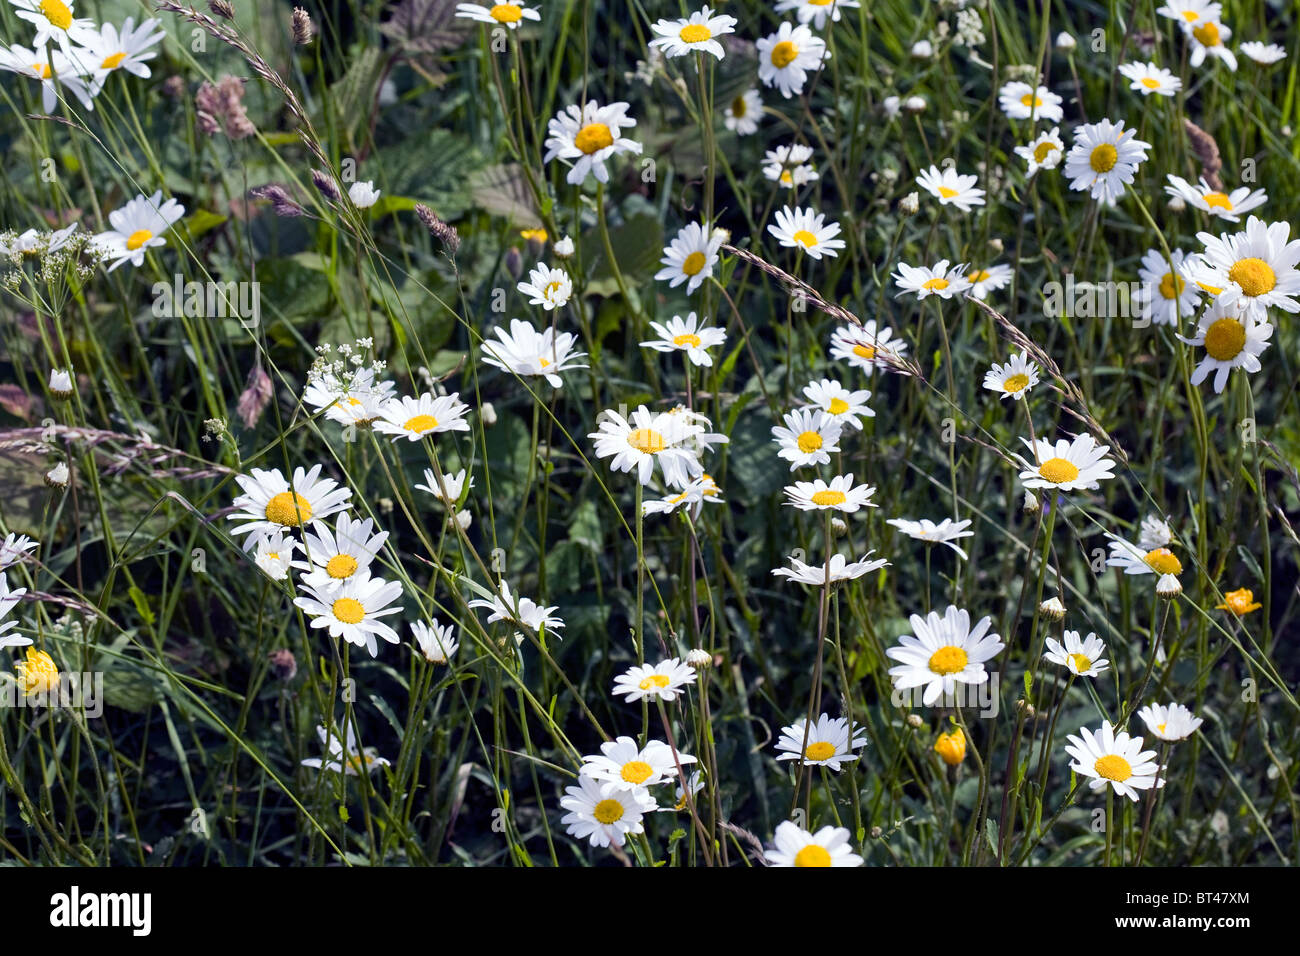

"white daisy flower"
[775,713,867,771]
[1106,533,1184,578]
[1138,514,1175,550]
[1064,720,1164,801]
[415,467,473,509]
[1137,702,1204,742]
[373,392,471,441]
[251,530,300,582]
[657,770,705,813]
[581,736,696,793]
[1063,118,1152,206]
[886,518,974,560]
[559,774,656,848]
[1240,41,1286,65]
[774,0,860,30]
[303,366,396,428]
[892,259,973,299]
[517,262,573,310]
[0,44,96,114]
[767,204,845,260]
[654,222,723,295]
[411,619,458,664]
[648,6,737,60]
[772,550,888,585]
[468,579,565,636]
[297,514,389,592]
[762,142,819,189]
[641,312,726,367]
[90,190,185,271]
[783,474,877,513]
[1156,0,1221,27]
[10,0,97,54]
[1187,19,1236,70]
[982,350,1041,401]
[916,164,986,212]
[228,464,353,541]
[767,820,863,867]
[0,534,38,570]
[301,724,390,776]
[2,224,78,260]
[348,180,380,208]
[1117,61,1182,96]
[0,572,31,648]
[772,408,842,470]
[997,81,1064,122]
[724,88,762,135]
[828,321,909,376]
[612,658,697,703]
[1176,298,1274,393]
[756,21,829,99]
[453,2,540,29]
[1015,126,1066,176]
[1134,247,1201,326]
[964,263,1014,300]
[800,378,873,429]
[542,100,641,185]
[641,474,724,520]
[588,404,703,488]
[886,605,1004,707]
[1185,215,1300,315]
[1016,434,1118,492]
[70,17,166,81]
[480,317,588,388]
[1165,175,1267,223]
[293,571,404,657]
[1044,629,1110,678]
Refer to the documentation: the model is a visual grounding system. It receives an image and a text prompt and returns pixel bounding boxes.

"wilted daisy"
[756,21,828,98]
[772,550,888,585]
[997,81,1064,122]
[767,205,844,260]
[1138,702,1203,742]
[0,45,96,113]
[766,821,863,867]
[298,514,389,592]
[1016,434,1117,492]
[1015,126,1066,176]
[612,658,697,703]
[886,605,1004,707]
[582,737,695,792]
[1045,630,1110,678]
[468,579,565,636]
[453,2,540,28]
[983,351,1041,401]
[11,0,96,53]
[641,312,726,367]
[251,530,300,582]
[1139,514,1175,550]
[829,321,909,376]
[1135,248,1201,326]
[72,16,166,82]
[762,143,818,189]
[775,714,866,771]
[892,259,972,300]
[589,404,703,488]
[559,774,656,848]
[517,262,573,310]
[1064,720,1164,801]
[784,474,877,513]
[480,318,588,388]
[1185,215,1300,316]
[91,190,186,271]
[1217,587,1261,615]
[1156,0,1221,27]
[1165,175,1267,223]
[293,572,404,657]
[411,619,458,664]
[301,724,390,776]
[772,408,842,470]
[654,223,723,294]
[1117,61,1182,96]
[774,0,860,29]
[1107,533,1184,578]
[916,164,986,212]
[228,465,353,541]
[965,264,1014,300]
[648,6,737,59]
[886,518,975,559]
[1187,19,1236,70]
[1176,299,1273,393]
[374,392,471,441]
[542,100,641,185]
[724,88,762,135]
[1063,119,1151,206]
[800,379,873,429]
[1240,41,1286,65]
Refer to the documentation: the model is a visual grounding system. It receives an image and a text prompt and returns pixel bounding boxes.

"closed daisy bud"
[1157,573,1182,599]
[553,235,575,258]
[911,39,933,59]
[987,237,1004,254]
[481,401,498,426]
[453,510,473,531]
[48,368,73,400]
[906,713,923,728]
[899,191,919,216]
[904,95,927,114]
[686,648,712,669]
[1023,491,1040,514]
[291,7,314,44]
[1039,596,1066,621]
[830,517,848,537]
[934,728,966,766]
[45,462,69,489]
[870,826,883,838]
[1056,32,1076,50]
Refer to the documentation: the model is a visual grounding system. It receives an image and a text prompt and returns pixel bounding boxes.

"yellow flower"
[934,728,966,766]
[1216,588,1262,616]
[519,227,548,243]
[15,647,59,696]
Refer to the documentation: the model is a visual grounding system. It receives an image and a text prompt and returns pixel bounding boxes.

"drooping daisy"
[886,605,1004,707]
[648,6,737,59]
[251,530,301,582]
[453,3,540,29]
[997,81,1064,122]
[1117,61,1182,96]
[800,378,873,429]
[656,770,705,813]
[1138,514,1175,550]
[783,474,877,513]
[724,88,762,135]
[228,464,353,542]
[1134,247,1200,326]
[1137,702,1203,742]
[892,259,973,300]
[542,100,641,185]
[1016,434,1117,492]
[772,408,842,470]
[772,551,889,585]
[90,190,185,271]
[588,404,703,488]
[916,164,986,212]
[1014,126,1066,177]
[1106,533,1184,578]
[10,0,97,53]
[70,17,166,82]
[756,21,829,99]
[886,518,974,560]
[641,312,726,367]
[775,713,866,771]
[965,263,1014,300]
[1240,41,1286,65]
[0,534,38,570]
[1156,0,1221,28]
[654,223,723,295]
[0,44,96,114]
[374,392,471,441]
[766,821,864,867]
[1187,19,1236,71]
[1064,720,1164,801]
[982,351,1041,401]
[1063,119,1152,206]
[1185,215,1300,315]
[581,736,696,793]
[1165,175,1267,223]
[301,724,390,776]
[612,658,697,703]
[297,514,389,592]
[641,474,725,520]
[559,774,656,848]
[468,579,565,636]
[767,205,845,260]
[774,0,861,29]
[828,321,910,376]
[762,143,818,189]
[1216,587,1261,616]
[1044,630,1110,678]
[517,262,573,310]
[480,317,588,388]
[411,619,459,664]
[1176,298,1273,393]
[293,572,404,657]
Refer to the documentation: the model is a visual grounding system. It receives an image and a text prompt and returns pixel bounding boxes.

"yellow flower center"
[810,489,846,507]
[620,760,654,784]
[40,0,73,30]
[1157,722,1168,735]
[792,229,819,248]
[627,428,666,454]
[638,674,671,691]
[770,40,799,68]
[681,250,707,276]
[796,430,823,454]
[1202,191,1232,210]
[1069,652,1093,672]
[673,333,702,348]
[1037,457,1080,484]
[1003,373,1030,393]
[326,554,359,579]
[574,122,614,155]
[1094,754,1132,782]
[679,23,712,43]
[32,62,51,79]
[1193,21,1220,47]
[938,186,958,198]
[828,397,849,415]
[404,414,439,433]
[794,844,832,867]
[332,597,366,624]
[852,344,876,360]
[125,228,154,251]
[804,741,836,761]
[543,280,563,299]
[1227,257,1276,297]
[968,269,991,283]
[921,277,949,291]
[1203,317,1246,360]
[1089,143,1118,173]
[1020,93,1043,108]
[928,645,968,675]
[265,491,313,527]
[1181,10,1199,21]
[538,356,551,367]
[1140,77,1161,89]
[1159,272,1184,300]
[1033,140,1059,163]
[101,51,127,69]
[593,798,625,825]
[780,170,794,185]
[731,95,747,116]
[1144,548,1182,575]
[489,3,522,23]
[16,648,59,695]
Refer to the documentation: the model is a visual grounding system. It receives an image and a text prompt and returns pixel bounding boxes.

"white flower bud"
[1039,596,1066,621]
[45,461,69,489]
[1056,32,1076,51]
[481,401,498,426]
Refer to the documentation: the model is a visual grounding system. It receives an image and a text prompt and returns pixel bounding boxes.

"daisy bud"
[553,235,575,259]
[1167,194,1186,213]
[1055,32,1076,51]
[906,713,923,729]
[710,226,731,244]
[899,191,920,216]
[1157,573,1182,599]
[934,728,966,766]
[504,246,524,279]
[209,0,235,20]
[45,462,69,489]
[481,402,498,426]
[268,648,298,682]
[686,648,712,669]
[881,95,901,118]
[903,95,927,114]
[1039,596,1066,621]
[987,237,1004,254]
[870,826,883,838]
[348,180,381,209]
[48,368,73,400]
[830,517,848,537]
[311,169,341,202]
[291,7,314,45]
[1022,491,1040,514]
[453,510,473,532]
[415,203,460,254]
[911,40,933,59]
